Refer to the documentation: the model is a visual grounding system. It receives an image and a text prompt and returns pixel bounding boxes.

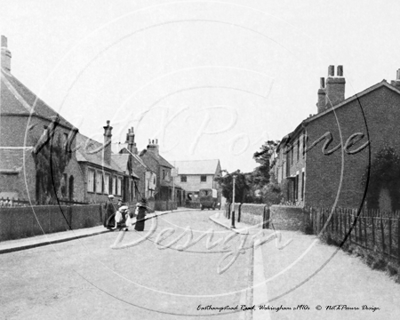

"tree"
[252,140,279,188]
[215,170,249,203]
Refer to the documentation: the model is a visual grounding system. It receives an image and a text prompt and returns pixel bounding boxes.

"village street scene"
[1,1,400,319]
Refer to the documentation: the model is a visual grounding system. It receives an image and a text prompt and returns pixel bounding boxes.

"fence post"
[364,213,368,248]
[397,219,400,263]
[358,211,362,244]
[371,214,375,248]
[381,215,385,254]
[348,210,352,243]
[389,218,392,257]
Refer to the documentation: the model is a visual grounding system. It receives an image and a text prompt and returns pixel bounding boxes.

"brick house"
[0,35,82,203]
[75,121,138,204]
[172,159,221,203]
[139,139,174,204]
[118,127,156,201]
[272,65,400,210]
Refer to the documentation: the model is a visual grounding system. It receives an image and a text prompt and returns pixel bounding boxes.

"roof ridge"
[1,71,33,113]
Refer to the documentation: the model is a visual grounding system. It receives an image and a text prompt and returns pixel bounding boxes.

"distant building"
[139,139,174,204]
[172,159,221,202]
[118,127,156,201]
[272,65,400,210]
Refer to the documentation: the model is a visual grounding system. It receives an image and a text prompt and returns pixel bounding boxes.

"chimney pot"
[328,65,335,77]
[320,77,325,89]
[103,121,113,165]
[1,35,7,48]
[1,35,11,72]
[337,65,343,77]
[396,69,400,81]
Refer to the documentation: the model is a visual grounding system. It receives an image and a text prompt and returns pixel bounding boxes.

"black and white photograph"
[1,1,400,319]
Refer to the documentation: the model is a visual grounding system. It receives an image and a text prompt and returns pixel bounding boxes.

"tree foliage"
[215,170,249,203]
[252,140,279,188]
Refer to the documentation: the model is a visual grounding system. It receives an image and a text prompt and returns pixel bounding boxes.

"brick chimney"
[1,35,12,72]
[127,127,137,154]
[325,65,345,109]
[316,77,326,113]
[147,139,159,158]
[103,120,113,165]
[390,69,400,90]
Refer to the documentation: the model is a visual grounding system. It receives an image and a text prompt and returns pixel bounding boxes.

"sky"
[1,0,400,173]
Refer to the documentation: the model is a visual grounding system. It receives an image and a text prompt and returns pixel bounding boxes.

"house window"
[61,173,68,198]
[113,176,117,195]
[181,175,187,183]
[297,139,300,161]
[117,177,122,196]
[87,169,95,193]
[302,134,306,158]
[95,171,102,193]
[200,175,207,182]
[301,171,305,200]
[104,174,110,194]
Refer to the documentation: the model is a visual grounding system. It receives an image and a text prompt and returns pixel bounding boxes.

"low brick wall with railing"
[0,204,103,241]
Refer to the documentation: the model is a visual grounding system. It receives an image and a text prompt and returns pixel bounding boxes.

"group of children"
[104,195,147,231]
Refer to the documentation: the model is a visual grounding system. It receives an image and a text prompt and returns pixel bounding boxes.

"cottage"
[172,159,221,203]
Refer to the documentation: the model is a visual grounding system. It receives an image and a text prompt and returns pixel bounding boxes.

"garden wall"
[0,204,103,241]
[239,204,265,226]
[270,205,304,231]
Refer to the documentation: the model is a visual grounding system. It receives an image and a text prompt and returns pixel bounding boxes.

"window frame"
[87,169,95,193]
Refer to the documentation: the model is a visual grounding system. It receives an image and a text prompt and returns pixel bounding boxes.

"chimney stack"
[1,35,11,72]
[325,65,345,109]
[147,138,159,158]
[127,127,137,154]
[316,77,326,113]
[103,120,113,165]
[390,68,400,90]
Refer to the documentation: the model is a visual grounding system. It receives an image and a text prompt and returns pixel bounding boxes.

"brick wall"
[270,205,304,231]
[0,204,103,241]
[239,204,265,226]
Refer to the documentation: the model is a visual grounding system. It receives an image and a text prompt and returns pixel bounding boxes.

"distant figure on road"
[134,200,148,231]
[104,195,116,230]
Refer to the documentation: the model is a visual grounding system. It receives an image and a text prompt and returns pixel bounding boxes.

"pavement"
[0,209,188,255]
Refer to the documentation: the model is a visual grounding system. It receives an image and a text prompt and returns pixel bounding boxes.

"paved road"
[0,210,254,320]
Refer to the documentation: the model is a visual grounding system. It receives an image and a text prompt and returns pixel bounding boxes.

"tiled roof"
[1,69,74,129]
[172,159,220,175]
[0,147,33,171]
[158,155,174,168]
[119,147,148,169]
[75,133,123,173]
[112,154,139,179]
[140,149,174,169]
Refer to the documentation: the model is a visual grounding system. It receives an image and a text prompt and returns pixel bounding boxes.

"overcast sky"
[1,0,400,172]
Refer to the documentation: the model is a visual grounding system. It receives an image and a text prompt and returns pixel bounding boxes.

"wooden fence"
[306,207,400,262]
